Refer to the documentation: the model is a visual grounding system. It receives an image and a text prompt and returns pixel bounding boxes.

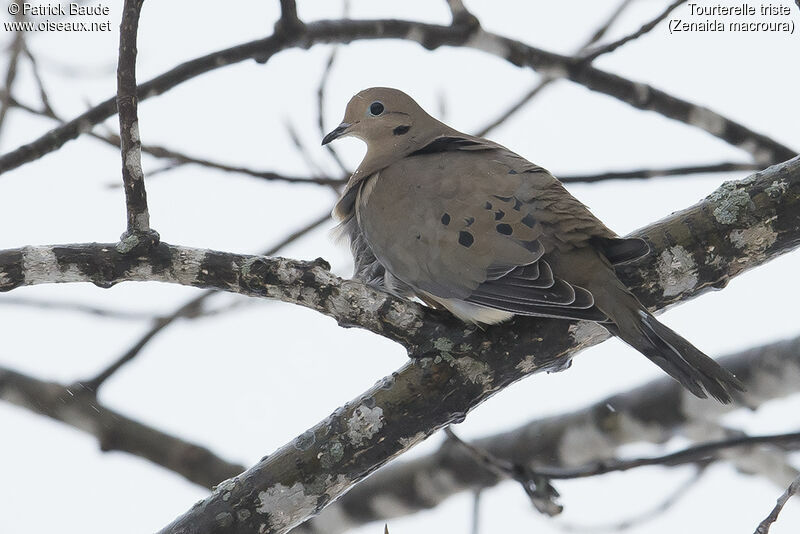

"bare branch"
[754,474,800,534]
[476,0,634,137]
[1,18,794,175]
[557,162,762,184]
[116,0,154,240]
[21,41,56,117]
[556,468,707,533]
[445,0,479,27]
[0,14,25,141]
[445,427,562,516]
[0,296,158,320]
[581,0,687,62]
[534,431,800,479]
[81,210,332,392]
[318,47,349,175]
[0,365,244,488]
[278,0,299,23]
[297,333,800,533]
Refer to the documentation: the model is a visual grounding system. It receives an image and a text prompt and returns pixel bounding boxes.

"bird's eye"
[369,101,385,116]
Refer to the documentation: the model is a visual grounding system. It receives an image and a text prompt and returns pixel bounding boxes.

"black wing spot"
[521,214,536,228]
[508,169,518,175]
[458,231,474,247]
[393,125,410,136]
[512,197,522,211]
[494,209,505,221]
[496,223,513,235]
[493,195,513,202]
[441,213,451,225]
[464,216,475,227]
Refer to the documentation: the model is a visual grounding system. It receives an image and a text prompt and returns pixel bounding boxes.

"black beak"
[322,123,352,145]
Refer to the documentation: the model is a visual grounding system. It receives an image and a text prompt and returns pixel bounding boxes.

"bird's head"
[322,87,442,153]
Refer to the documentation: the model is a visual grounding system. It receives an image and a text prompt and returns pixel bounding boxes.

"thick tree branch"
[0,366,244,488]
[1,17,794,175]
[0,158,797,534]
[295,333,800,533]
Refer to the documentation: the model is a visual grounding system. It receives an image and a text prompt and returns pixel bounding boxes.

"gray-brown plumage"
[323,87,744,403]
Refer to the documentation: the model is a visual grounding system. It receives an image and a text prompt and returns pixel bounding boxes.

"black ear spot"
[496,223,513,235]
[393,125,410,136]
[458,231,474,247]
[484,201,492,210]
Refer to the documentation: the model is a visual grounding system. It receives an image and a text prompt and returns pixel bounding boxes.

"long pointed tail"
[606,307,745,404]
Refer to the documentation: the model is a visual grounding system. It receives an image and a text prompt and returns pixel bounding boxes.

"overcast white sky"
[1,1,799,532]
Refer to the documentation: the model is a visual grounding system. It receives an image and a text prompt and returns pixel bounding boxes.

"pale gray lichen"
[115,233,140,254]
[346,404,384,446]
[765,180,788,198]
[712,188,752,225]
[433,337,454,353]
[256,482,317,528]
[729,222,777,254]
[656,245,698,297]
[319,439,344,469]
[22,246,83,284]
[568,321,607,347]
[452,356,493,385]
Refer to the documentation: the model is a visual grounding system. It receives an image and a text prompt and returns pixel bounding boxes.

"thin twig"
[0,11,26,142]
[446,426,800,482]
[754,474,800,534]
[537,431,800,479]
[0,18,794,174]
[116,0,153,239]
[21,41,55,117]
[556,467,708,532]
[115,134,345,186]
[476,0,634,137]
[79,211,332,392]
[582,0,687,62]
[557,162,762,183]
[276,0,303,33]
[445,427,562,516]
[471,490,482,534]
[317,1,351,177]
[0,297,159,320]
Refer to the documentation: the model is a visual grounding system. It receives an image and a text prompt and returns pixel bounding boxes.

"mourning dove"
[323,87,744,403]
